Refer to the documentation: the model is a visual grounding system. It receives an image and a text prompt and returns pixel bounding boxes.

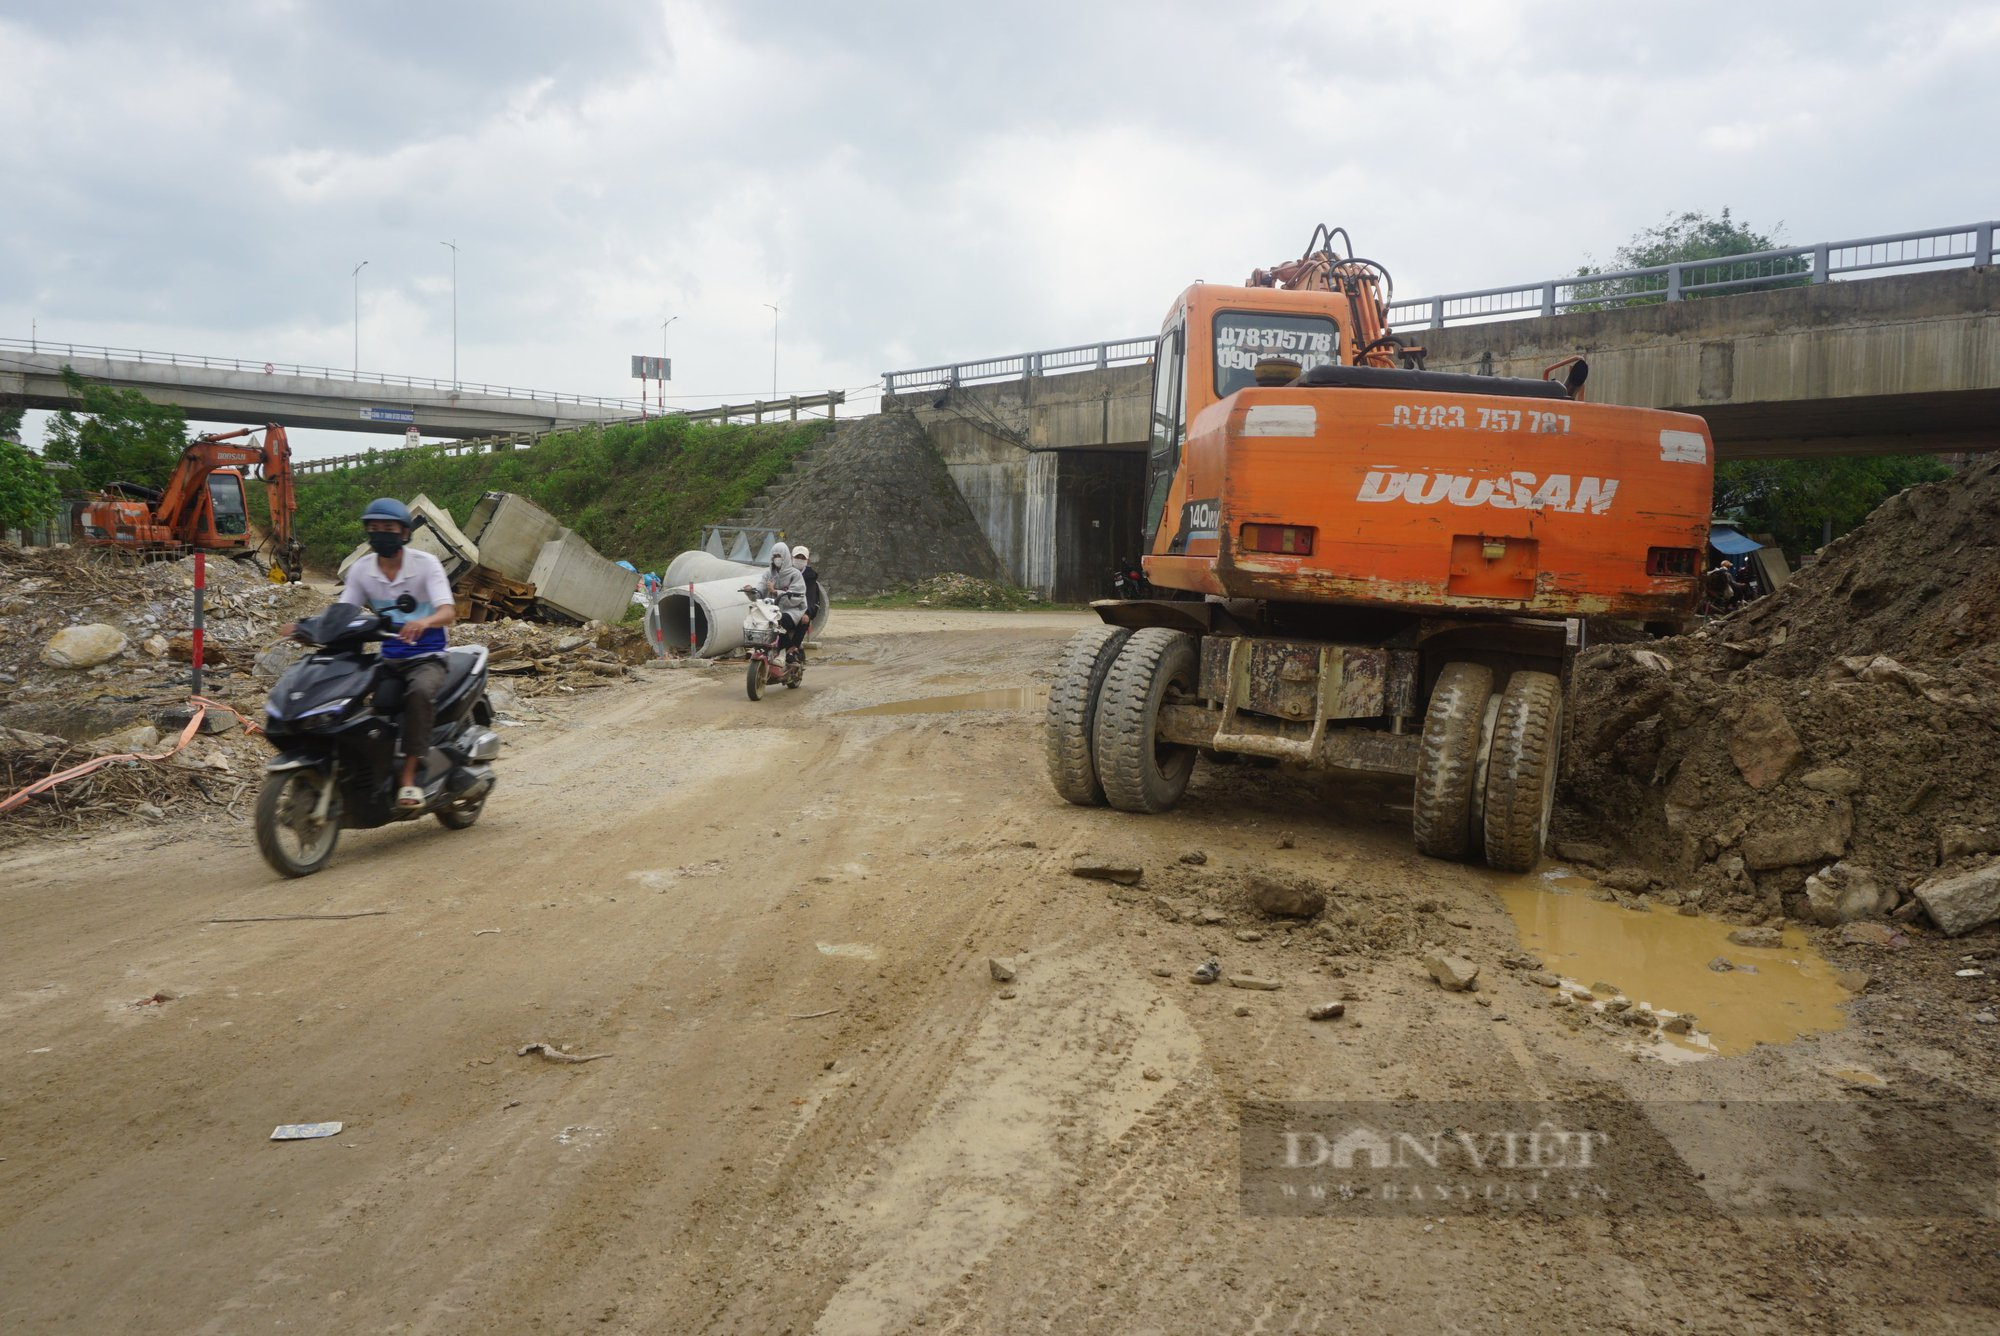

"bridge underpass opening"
[1030,448,1146,604]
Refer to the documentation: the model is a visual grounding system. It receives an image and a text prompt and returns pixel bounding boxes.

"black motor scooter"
[255,601,500,877]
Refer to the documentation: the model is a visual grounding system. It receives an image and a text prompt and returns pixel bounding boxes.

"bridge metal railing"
[883,337,1154,393]
[293,390,846,476]
[1387,220,1998,329]
[0,336,648,412]
[881,220,1997,388]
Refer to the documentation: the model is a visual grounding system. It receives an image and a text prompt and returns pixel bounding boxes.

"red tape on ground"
[0,697,263,815]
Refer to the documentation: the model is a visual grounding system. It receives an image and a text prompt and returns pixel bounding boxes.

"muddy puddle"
[1498,868,1851,1059]
[841,688,1045,717]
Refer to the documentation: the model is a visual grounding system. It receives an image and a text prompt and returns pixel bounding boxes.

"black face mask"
[367,531,407,557]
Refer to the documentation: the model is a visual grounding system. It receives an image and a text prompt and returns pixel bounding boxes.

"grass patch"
[272,417,831,572]
[836,573,1061,611]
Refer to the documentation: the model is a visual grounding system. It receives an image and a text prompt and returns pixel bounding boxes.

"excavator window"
[1142,319,1186,548]
[1212,310,1339,397]
[208,473,249,536]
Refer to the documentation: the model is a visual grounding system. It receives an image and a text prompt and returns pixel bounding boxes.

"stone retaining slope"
[737,411,1008,597]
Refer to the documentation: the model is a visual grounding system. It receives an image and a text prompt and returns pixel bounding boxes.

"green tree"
[1574,208,1809,307]
[1584,210,1947,557]
[1715,454,1951,557]
[0,438,62,531]
[0,405,24,442]
[41,367,188,492]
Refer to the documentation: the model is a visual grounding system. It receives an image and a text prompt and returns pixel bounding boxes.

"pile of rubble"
[1558,454,2000,934]
[0,539,653,841]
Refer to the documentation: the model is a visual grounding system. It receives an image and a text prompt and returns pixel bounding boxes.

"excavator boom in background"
[76,424,302,581]
[1046,226,1715,872]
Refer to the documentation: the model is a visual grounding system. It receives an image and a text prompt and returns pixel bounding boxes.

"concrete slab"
[529,535,636,625]
[464,492,566,584]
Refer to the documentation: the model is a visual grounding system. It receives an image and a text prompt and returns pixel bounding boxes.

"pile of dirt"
[1557,455,2000,926]
[739,410,1009,597]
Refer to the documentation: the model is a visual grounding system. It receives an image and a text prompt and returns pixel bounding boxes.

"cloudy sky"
[4,0,1996,458]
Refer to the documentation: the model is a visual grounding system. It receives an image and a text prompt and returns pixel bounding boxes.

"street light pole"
[351,260,369,374]
[661,315,678,414]
[440,240,459,387]
[763,303,779,398]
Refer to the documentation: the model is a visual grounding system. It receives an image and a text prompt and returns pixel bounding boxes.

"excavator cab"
[205,470,250,541]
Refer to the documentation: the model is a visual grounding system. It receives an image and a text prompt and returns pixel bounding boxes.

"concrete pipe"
[648,576,832,659]
[662,550,763,589]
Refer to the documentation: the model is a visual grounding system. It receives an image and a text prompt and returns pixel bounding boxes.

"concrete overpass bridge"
[0,339,643,438]
[884,220,1998,599]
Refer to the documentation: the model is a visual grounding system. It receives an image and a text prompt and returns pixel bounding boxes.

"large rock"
[1249,876,1327,919]
[1741,799,1852,870]
[1914,860,2000,937]
[1727,700,1804,790]
[42,624,128,669]
[1422,949,1479,992]
[1804,862,1896,926]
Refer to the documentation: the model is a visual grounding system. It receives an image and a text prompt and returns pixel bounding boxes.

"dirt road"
[4,611,1996,1334]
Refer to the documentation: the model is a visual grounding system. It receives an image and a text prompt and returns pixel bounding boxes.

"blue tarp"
[1709,525,1762,556]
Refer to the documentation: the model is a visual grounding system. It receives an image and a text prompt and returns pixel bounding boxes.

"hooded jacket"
[760,553,807,613]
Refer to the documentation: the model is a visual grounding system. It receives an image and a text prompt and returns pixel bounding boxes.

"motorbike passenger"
[791,544,820,634]
[335,498,458,810]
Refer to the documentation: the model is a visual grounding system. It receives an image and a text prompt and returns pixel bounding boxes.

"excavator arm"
[1246,224,1424,370]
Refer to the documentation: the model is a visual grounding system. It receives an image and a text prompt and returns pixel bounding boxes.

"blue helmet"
[361,497,413,529]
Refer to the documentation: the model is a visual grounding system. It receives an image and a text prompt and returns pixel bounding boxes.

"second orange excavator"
[75,423,302,581]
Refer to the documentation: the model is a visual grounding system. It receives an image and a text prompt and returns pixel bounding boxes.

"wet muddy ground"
[3,610,1998,1334]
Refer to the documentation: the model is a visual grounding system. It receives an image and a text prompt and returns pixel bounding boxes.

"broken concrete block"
[529,536,636,626]
[1727,926,1784,949]
[1914,860,2000,937]
[463,492,567,584]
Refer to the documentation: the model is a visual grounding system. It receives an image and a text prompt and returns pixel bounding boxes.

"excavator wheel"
[1045,625,1132,806]
[1092,628,1199,814]
[1411,662,1494,860]
[1481,671,1564,873]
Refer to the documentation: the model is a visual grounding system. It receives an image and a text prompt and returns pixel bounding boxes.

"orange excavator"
[1046,226,1714,871]
[76,424,302,581]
